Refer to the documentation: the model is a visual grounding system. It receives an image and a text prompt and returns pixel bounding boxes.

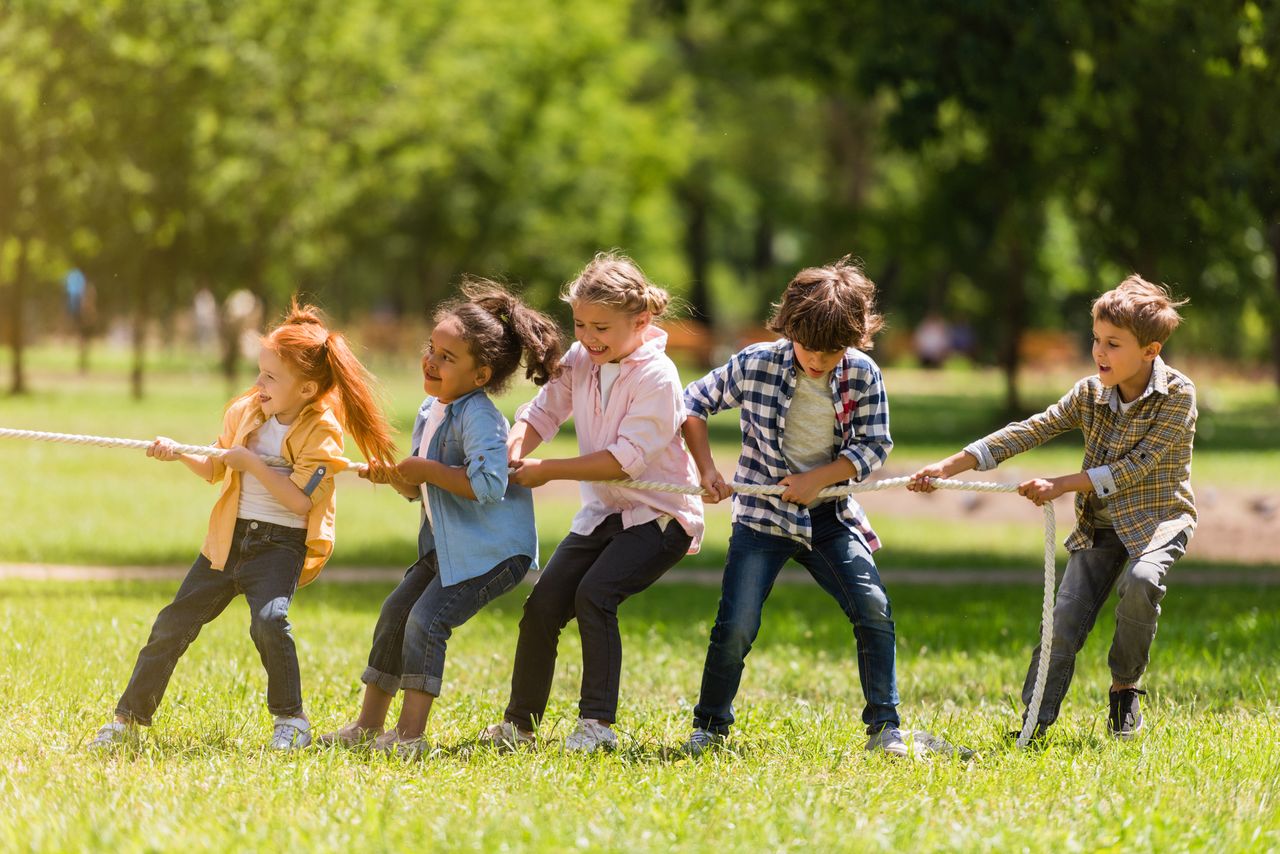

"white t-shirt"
[782,370,838,506]
[418,402,449,527]
[237,417,307,528]
[599,362,622,409]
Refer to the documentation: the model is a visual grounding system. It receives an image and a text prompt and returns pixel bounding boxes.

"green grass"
[1,346,1278,569]
[1,579,1277,851]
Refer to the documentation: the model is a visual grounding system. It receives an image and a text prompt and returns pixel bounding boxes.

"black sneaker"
[1108,687,1146,739]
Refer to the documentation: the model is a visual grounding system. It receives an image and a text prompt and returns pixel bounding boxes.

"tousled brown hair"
[1091,275,1187,345]
[251,299,397,466]
[766,255,883,351]
[561,252,671,319]
[435,278,564,394]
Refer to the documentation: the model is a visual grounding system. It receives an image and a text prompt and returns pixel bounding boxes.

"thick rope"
[1,426,1056,748]
[0,427,292,467]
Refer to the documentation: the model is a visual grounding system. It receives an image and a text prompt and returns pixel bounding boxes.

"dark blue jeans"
[116,519,307,725]
[693,503,901,734]
[363,552,531,696]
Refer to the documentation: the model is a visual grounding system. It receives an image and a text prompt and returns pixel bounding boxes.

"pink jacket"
[517,325,704,552]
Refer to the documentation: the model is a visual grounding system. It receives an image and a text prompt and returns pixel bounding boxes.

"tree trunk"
[130,264,148,400]
[1268,220,1280,392]
[682,167,712,324]
[8,236,29,395]
[999,238,1028,415]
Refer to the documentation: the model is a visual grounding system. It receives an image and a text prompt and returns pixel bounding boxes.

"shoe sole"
[1109,721,1144,740]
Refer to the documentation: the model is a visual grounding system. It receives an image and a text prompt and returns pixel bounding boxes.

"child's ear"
[633,311,652,330]
[1144,341,1163,361]
[301,380,319,400]
[475,365,493,388]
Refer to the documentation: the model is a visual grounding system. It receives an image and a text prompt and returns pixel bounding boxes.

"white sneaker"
[269,716,312,750]
[865,726,910,757]
[88,721,133,752]
[564,718,617,753]
[479,721,535,750]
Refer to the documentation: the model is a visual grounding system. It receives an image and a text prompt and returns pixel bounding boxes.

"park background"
[2,2,1278,852]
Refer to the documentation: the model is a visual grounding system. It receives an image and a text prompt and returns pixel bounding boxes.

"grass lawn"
[1,578,1277,851]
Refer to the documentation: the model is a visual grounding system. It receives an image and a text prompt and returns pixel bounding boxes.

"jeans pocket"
[476,562,524,609]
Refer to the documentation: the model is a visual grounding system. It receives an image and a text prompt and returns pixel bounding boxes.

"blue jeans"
[364,552,531,696]
[1022,527,1188,726]
[116,519,306,725]
[693,503,900,734]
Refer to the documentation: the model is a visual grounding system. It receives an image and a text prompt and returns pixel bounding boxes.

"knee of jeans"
[711,613,759,654]
[1120,563,1165,605]
[520,586,564,629]
[406,606,451,648]
[855,586,893,624]
[250,597,291,642]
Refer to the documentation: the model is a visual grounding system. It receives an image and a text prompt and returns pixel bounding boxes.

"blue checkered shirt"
[684,339,893,550]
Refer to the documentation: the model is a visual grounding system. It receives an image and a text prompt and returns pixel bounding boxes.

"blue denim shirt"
[409,390,538,586]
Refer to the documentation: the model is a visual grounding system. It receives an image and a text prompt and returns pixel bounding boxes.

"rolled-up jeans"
[1021,527,1188,726]
[116,519,307,725]
[363,552,531,696]
[693,502,901,735]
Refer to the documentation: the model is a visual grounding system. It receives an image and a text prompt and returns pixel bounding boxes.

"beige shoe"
[564,718,617,753]
[317,721,383,748]
[478,720,534,749]
[371,730,428,759]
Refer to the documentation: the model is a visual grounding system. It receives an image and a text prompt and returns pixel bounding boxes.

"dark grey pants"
[1023,527,1188,726]
[505,514,692,728]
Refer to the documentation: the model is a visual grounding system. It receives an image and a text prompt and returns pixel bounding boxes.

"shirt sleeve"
[1104,385,1197,495]
[288,418,345,505]
[837,364,893,481]
[971,380,1087,470]
[516,345,578,442]
[606,369,686,479]
[458,401,510,505]
[205,401,243,484]
[683,351,745,420]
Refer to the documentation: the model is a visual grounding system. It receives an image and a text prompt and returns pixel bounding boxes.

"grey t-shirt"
[782,370,837,506]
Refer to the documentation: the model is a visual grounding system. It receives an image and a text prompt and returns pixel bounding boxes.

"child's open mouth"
[585,345,608,357]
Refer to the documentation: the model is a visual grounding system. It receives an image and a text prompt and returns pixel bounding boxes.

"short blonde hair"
[1092,275,1188,345]
[766,256,884,351]
[561,252,670,318]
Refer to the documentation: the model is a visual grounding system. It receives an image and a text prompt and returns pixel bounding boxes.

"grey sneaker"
[269,717,312,750]
[88,721,132,752]
[479,721,535,750]
[681,728,726,757]
[865,726,910,756]
[564,718,618,753]
[317,721,383,748]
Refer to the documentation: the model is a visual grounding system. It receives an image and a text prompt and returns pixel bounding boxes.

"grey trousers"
[1022,527,1188,726]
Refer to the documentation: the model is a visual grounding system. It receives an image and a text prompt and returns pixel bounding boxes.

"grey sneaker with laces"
[479,721,535,749]
[268,717,312,750]
[865,726,910,756]
[681,728,726,757]
[88,721,133,752]
[564,718,617,753]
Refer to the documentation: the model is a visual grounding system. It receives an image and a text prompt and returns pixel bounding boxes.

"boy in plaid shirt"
[910,276,1195,741]
[680,257,907,757]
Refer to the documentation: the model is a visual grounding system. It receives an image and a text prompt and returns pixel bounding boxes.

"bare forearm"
[681,417,716,475]
[245,462,312,516]
[400,458,476,500]
[179,454,215,481]
[508,421,544,461]
[540,451,627,482]
[807,456,858,489]
[1051,471,1094,495]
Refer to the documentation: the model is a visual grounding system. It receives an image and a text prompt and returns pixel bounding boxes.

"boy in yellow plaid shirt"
[909,276,1195,741]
